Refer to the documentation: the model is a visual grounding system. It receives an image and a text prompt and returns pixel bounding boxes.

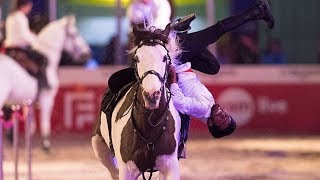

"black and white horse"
[92,24,183,179]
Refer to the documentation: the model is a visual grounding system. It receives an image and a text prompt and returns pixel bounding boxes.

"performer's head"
[12,0,33,14]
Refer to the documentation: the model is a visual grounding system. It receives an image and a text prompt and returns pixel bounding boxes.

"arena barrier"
[39,64,320,135]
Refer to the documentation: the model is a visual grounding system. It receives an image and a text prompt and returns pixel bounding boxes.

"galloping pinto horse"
[0,15,91,149]
[92,24,183,179]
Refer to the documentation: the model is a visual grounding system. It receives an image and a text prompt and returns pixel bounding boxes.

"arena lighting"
[67,0,206,7]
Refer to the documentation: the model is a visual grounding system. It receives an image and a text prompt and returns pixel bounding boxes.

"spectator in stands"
[231,32,260,64]
[262,38,287,64]
[103,35,129,65]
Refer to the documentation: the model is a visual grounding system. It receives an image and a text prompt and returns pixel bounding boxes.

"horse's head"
[62,15,91,63]
[131,24,175,110]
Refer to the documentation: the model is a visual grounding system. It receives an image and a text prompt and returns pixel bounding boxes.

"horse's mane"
[128,22,182,66]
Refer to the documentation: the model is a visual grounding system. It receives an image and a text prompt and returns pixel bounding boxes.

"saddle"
[5,47,50,89]
[100,82,135,156]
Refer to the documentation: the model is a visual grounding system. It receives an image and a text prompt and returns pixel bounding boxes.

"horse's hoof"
[42,138,51,153]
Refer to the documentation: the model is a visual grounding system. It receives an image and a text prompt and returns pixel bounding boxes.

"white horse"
[0,15,91,150]
[92,24,183,179]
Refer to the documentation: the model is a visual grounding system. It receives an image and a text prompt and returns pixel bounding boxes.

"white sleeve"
[153,0,171,29]
[6,13,36,47]
[170,83,212,120]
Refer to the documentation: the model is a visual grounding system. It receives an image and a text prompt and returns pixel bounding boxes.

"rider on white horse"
[4,0,50,90]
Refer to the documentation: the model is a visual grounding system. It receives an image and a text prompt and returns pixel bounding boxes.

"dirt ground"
[2,133,320,180]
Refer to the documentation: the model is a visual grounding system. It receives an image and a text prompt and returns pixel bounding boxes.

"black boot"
[171,13,196,40]
[28,49,51,90]
[218,0,274,34]
[171,13,196,33]
[255,0,274,29]
[183,0,275,55]
[37,68,51,90]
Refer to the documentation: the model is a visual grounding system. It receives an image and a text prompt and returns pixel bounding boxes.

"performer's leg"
[181,0,274,59]
[188,49,220,75]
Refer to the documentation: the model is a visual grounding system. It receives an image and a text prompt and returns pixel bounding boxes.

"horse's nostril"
[155,90,161,96]
[143,91,150,98]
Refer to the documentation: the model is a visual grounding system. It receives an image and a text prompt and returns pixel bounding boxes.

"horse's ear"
[132,24,140,36]
[163,23,171,37]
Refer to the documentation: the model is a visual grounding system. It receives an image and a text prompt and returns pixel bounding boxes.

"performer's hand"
[168,66,177,84]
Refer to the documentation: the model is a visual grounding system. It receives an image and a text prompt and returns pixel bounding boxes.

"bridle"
[133,39,172,86]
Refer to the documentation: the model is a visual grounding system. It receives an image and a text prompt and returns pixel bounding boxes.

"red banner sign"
[37,66,320,134]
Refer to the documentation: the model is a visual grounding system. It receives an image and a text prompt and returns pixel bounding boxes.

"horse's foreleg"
[92,134,119,179]
[156,156,180,180]
[118,161,141,180]
[38,88,57,151]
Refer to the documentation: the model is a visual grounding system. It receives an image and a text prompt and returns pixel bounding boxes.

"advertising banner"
[40,65,320,134]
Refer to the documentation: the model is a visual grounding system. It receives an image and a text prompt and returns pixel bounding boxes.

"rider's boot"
[207,104,237,138]
[28,48,51,90]
[171,13,196,40]
[37,68,51,90]
[217,0,274,36]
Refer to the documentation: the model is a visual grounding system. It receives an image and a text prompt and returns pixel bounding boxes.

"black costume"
[173,0,274,74]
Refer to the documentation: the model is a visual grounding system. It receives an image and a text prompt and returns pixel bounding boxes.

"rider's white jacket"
[170,62,215,123]
[4,11,36,48]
